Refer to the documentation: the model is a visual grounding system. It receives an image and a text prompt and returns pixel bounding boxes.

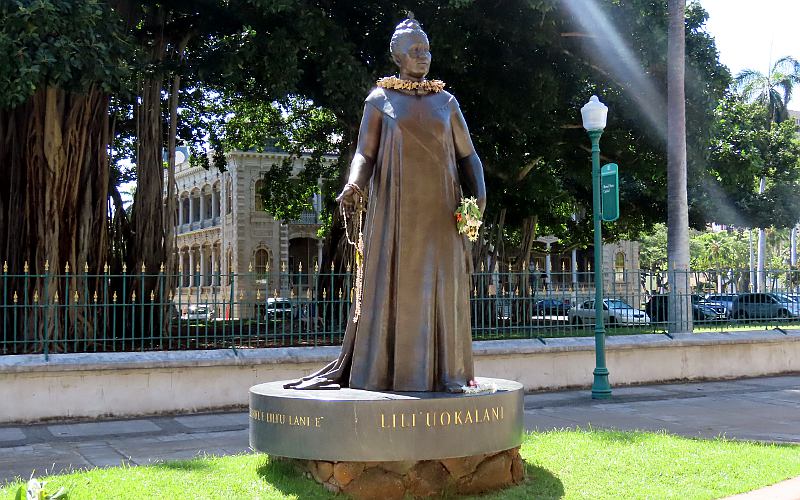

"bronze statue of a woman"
[287,18,486,393]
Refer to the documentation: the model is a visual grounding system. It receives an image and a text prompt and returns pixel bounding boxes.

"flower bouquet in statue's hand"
[455,197,482,242]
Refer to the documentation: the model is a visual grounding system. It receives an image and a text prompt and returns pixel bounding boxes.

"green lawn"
[3,429,799,499]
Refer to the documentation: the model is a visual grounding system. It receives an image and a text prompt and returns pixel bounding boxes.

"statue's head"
[390,18,431,79]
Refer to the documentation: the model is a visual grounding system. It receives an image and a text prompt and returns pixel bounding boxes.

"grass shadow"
[476,461,564,500]
[257,456,566,500]
[256,458,335,499]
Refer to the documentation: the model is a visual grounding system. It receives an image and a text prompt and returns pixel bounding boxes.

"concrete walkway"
[2,375,799,497]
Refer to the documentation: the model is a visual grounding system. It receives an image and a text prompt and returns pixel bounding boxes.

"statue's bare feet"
[291,377,341,390]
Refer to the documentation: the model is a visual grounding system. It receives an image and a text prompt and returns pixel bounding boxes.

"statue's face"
[393,31,431,79]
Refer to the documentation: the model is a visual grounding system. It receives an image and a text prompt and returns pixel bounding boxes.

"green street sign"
[601,163,619,222]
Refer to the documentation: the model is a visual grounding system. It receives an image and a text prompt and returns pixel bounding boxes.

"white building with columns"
[168,147,333,319]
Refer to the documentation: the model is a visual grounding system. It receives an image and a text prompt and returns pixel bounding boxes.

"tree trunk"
[164,34,191,297]
[129,22,167,305]
[666,0,693,333]
[0,87,109,351]
[756,176,766,292]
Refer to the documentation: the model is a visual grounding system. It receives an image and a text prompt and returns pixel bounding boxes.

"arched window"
[615,252,625,283]
[225,180,232,215]
[255,248,269,278]
[254,180,265,212]
[227,249,233,284]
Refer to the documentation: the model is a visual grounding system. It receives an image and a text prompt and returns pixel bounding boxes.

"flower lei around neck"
[376,76,446,93]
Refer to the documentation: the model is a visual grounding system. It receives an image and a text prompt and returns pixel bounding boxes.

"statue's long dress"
[309,87,474,392]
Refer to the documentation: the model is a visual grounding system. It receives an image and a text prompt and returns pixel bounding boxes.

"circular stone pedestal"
[250,377,525,497]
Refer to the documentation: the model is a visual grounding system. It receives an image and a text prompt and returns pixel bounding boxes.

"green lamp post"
[581,95,611,400]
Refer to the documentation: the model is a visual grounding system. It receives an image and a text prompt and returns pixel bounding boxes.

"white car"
[182,305,214,322]
[568,298,650,326]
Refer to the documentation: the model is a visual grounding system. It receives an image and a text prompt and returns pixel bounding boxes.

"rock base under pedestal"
[275,446,525,499]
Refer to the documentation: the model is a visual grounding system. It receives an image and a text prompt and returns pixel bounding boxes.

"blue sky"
[699,0,800,109]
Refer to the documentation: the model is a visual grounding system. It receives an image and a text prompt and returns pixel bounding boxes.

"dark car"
[706,293,737,316]
[645,294,727,323]
[731,293,800,320]
[533,298,570,316]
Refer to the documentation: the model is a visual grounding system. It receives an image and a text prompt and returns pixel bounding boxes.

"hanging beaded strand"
[341,182,367,323]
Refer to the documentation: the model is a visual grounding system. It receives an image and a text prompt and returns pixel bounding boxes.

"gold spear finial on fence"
[515,286,520,296]
[54,291,59,303]
[112,291,117,303]
[104,262,109,274]
[248,261,253,272]
[160,263,165,273]
[13,291,17,303]
[529,286,533,295]
[266,261,270,273]
[239,290,244,300]
[141,262,146,273]
[473,286,477,296]
[93,290,98,303]
[131,290,136,301]
[73,290,78,303]
[508,263,512,272]
[273,289,278,299]
[33,290,38,303]
[256,289,261,300]
[330,261,335,272]
[122,263,127,273]
[494,261,499,272]
[84,262,89,273]
[290,288,295,299]
[2,261,6,273]
[195,263,200,273]
[350,288,354,302]
[298,262,303,273]
[44,260,49,272]
[314,261,319,273]
[338,288,343,299]
[480,261,485,272]
[150,290,155,301]
[24,261,28,273]
[281,261,287,273]
[306,288,312,299]
[322,289,327,299]
[65,261,70,273]
[346,262,351,272]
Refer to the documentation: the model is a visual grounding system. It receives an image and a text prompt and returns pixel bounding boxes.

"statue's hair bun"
[390,18,428,57]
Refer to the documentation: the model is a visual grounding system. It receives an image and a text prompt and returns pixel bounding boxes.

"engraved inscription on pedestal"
[249,377,523,462]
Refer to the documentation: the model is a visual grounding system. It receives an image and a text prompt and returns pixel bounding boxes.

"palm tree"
[666,0,692,333]
[735,56,800,291]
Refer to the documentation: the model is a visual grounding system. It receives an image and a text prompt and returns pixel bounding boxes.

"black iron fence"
[1,262,799,356]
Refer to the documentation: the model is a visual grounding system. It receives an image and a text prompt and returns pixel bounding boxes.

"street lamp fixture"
[581,95,611,400]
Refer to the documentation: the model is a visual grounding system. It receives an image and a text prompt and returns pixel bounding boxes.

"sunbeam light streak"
[561,0,666,141]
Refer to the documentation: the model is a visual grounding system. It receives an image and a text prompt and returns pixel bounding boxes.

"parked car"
[183,305,214,321]
[533,298,570,316]
[265,297,293,321]
[705,293,738,315]
[568,298,650,326]
[645,294,728,323]
[731,293,800,320]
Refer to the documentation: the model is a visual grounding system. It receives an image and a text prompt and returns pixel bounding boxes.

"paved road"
[2,375,799,492]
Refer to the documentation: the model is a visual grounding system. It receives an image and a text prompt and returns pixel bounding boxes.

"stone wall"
[1,330,799,423]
